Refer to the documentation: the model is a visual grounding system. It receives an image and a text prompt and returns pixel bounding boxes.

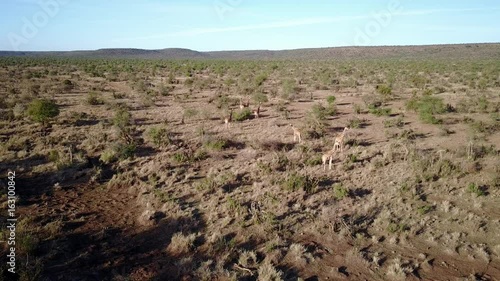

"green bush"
[467,183,485,197]
[195,177,217,192]
[347,153,358,163]
[147,127,171,148]
[419,111,442,124]
[195,173,234,192]
[215,94,230,109]
[159,83,171,96]
[26,99,59,125]
[204,138,228,151]
[417,205,432,215]
[376,84,392,96]
[418,96,447,115]
[362,95,383,109]
[254,73,268,86]
[172,152,190,163]
[114,143,136,160]
[383,117,404,128]
[234,108,252,121]
[282,79,298,100]
[326,95,336,105]
[387,222,408,233]
[311,103,327,120]
[87,92,103,105]
[113,107,131,130]
[332,184,349,200]
[353,103,363,114]
[48,150,60,162]
[282,173,316,193]
[17,231,37,254]
[348,118,363,129]
[310,103,336,120]
[253,92,269,103]
[305,156,323,166]
[406,95,448,124]
[369,106,392,117]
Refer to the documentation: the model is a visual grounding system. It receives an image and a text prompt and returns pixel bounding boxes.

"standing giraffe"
[333,127,349,152]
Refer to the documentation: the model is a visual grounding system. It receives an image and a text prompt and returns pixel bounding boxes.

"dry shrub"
[167,232,197,254]
[257,261,283,281]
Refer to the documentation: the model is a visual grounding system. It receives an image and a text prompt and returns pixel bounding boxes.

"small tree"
[62,79,74,91]
[113,107,135,144]
[253,92,269,104]
[326,95,336,105]
[87,92,103,105]
[282,79,298,101]
[376,84,392,96]
[113,107,131,130]
[26,99,60,126]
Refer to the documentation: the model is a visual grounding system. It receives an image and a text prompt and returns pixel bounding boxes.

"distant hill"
[0,48,208,59]
[206,44,500,60]
[1,43,499,60]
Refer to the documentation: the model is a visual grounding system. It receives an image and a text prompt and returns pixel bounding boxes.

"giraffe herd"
[224,96,350,172]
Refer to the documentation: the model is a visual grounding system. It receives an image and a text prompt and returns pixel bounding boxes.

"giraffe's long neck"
[335,133,344,144]
[338,129,348,142]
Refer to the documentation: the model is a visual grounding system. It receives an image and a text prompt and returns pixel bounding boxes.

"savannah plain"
[0,44,499,280]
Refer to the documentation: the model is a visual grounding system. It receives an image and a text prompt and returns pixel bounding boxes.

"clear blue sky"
[1,0,499,51]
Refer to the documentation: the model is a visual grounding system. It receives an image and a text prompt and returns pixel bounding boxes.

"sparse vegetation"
[86,91,104,105]
[26,98,60,125]
[467,183,486,197]
[146,126,171,148]
[406,95,450,124]
[417,205,432,215]
[387,222,408,233]
[253,91,269,103]
[2,51,499,281]
[384,117,404,128]
[282,79,298,100]
[348,117,363,129]
[282,173,317,193]
[183,108,198,122]
[332,183,349,200]
[168,232,197,254]
[204,138,228,151]
[376,84,392,96]
[369,105,392,117]
[233,108,252,121]
[326,95,336,105]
